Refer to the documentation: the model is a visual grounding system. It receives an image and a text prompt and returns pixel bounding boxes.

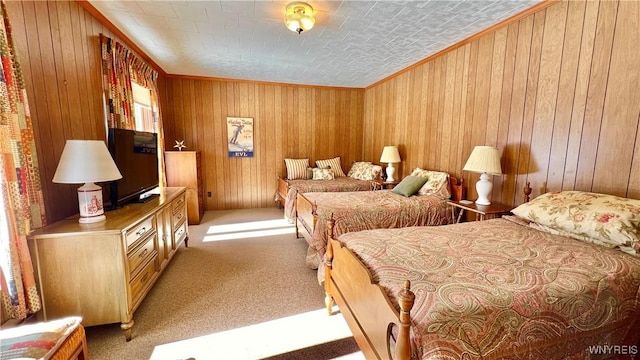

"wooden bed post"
[324,214,335,315]
[293,188,299,238]
[395,280,415,360]
[524,182,532,203]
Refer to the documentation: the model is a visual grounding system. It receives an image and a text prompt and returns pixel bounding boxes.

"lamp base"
[474,172,493,205]
[77,182,106,224]
[385,163,396,182]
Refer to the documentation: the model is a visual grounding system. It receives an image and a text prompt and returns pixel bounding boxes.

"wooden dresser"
[27,187,188,341]
[165,151,204,225]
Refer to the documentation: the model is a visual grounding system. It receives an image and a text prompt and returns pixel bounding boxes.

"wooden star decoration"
[174,140,186,151]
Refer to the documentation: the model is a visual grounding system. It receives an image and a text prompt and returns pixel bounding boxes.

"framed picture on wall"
[227,117,254,157]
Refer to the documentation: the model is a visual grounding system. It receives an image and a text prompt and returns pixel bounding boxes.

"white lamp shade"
[379,146,401,163]
[53,140,122,184]
[462,146,502,175]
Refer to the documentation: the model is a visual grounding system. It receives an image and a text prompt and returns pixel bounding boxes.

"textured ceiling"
[89,0,541,88]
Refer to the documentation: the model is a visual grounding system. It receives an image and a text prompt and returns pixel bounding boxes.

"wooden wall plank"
[546,0,585,192]
[592,0,640,197]
[574,0,618,191]
[527,2,567,193]
[562,0,600,191]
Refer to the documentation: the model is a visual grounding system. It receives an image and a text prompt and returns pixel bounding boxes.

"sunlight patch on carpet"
[208,219,294,234]
[203,219,295,242]
[149,308,364,360]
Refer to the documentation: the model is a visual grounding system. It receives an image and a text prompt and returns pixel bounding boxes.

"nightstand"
[447,200,513,223]
[372,179,399,190]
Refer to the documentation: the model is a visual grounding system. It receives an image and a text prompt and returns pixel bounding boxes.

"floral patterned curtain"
[100,34,167,187]
[100,35,135,130]
[0,0,44,320]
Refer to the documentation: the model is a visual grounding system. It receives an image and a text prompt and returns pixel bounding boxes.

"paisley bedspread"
[283,177,374,220]
[303,190,451,270]
[338,218,640,359]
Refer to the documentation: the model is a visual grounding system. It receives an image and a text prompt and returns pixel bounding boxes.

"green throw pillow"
[391,176,428,197]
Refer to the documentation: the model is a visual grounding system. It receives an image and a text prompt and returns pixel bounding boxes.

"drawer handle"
[135,227,147,237]
[139,248,148,258]
[141,273,149,284]
[177,229,184,236]
[176,213,183,220]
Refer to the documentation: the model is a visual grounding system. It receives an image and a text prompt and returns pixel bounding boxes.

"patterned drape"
[0,0,44,320]
[100,35,135,130]
[100,34,167,187]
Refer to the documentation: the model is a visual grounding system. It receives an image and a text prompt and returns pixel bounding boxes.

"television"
[107,128,159,208]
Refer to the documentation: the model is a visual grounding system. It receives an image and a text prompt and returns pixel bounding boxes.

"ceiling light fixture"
[284,2,315,34]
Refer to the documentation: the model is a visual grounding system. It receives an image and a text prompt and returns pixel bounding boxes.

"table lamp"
[53,140,122,223]
[462,146,502,205]
[380,145,401,182]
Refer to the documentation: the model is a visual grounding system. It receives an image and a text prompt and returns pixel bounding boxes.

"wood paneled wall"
[363,0,640,206]
[6,0,168,223]
[163,79,364,209]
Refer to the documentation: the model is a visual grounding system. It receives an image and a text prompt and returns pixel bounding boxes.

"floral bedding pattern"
[511,191,640,255]
[348,162,383,181]
[283,177,374,220]
[338,219,640,359]
[409,168,451,198]
[302,190,451,270]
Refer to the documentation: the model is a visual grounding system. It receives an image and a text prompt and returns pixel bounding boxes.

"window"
[131,82,155,133]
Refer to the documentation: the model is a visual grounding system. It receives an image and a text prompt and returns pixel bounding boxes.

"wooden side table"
[447,200,513,223]
[372,179,399,190]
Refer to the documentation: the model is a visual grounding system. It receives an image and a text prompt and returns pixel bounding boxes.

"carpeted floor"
[85,207,363,360]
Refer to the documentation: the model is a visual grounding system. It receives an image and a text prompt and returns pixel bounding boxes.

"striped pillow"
[315,157,346,177]
[284,158,309,180]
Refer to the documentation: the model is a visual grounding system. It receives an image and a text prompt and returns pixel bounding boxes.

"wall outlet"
[207,191,212,197]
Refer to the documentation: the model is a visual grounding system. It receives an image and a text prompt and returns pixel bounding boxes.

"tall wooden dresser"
[165,151,204,225]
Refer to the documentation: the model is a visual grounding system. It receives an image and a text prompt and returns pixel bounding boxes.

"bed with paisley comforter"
[324,189,640,359]
[277,176,375,221]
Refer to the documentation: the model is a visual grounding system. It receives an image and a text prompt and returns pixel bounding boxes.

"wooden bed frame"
[295,176,465,242]
[275,176,289,208]
[323,183,531,359]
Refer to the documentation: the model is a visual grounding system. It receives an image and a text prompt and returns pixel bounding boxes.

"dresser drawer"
[125,216,156,250]
[173,220,187,249]
[127,234,157,278]
[172,195,186,214]
[130,258,157,305]
[173,204,186,226]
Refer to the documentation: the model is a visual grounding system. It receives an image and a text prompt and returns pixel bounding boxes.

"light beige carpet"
[85,207,363,360]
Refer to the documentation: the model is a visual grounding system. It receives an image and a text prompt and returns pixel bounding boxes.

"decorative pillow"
[312,167,335,180]
[347,161,372,178]
[306,167,314,180]
[391,176,428,197]
[511,191,640,255]
[409,168,451,198]
[315,157,346,177]
[348,162,382,181]
[284,158,309,180]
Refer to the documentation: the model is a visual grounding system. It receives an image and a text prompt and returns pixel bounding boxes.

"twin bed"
[295,176,464,272]
[323,185,640,359]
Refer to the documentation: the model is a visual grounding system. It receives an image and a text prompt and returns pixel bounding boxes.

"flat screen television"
[107,128,159,208]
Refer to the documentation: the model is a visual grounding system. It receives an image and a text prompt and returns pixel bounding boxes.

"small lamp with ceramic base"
[53,140,122,224]
[379,145,401,182]
[462,146,502,205]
